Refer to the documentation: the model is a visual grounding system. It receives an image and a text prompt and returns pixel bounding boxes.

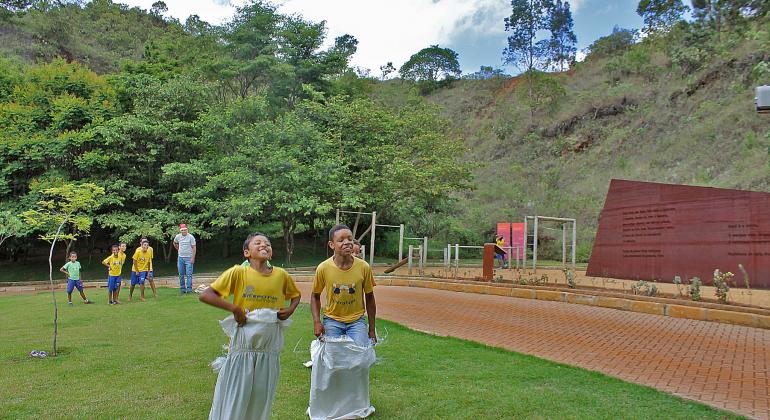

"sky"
[119,0,644,75]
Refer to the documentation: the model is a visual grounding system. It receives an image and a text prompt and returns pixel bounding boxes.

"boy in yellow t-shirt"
[200,232,301,324]
[102,244,124,305]
[200,233,300,419]
[311,224,377,347]
[130,239,153,302]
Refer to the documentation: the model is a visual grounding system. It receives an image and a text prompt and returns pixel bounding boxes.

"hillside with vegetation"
[409,9,770,259]
[1,0,769,273]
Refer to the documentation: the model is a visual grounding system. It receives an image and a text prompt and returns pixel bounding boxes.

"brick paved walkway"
[297,283,770,419]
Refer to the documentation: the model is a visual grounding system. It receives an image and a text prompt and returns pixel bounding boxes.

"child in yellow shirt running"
[311,224,377,347]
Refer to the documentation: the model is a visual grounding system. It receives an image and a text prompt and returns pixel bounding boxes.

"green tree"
[586,26,638,60]
[515,70,566,114]
[21,182,105,357]
[691,0,759,35]
[547,0,577,71]
[399,45,461,82]
[503,0,553,73]
[150,1,167,17]
[0,210,23,248]
[637,0,689,32]
[380,62,396,80]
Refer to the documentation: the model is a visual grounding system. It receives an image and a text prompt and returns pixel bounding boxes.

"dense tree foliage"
[637,0,689,32]
[399,45,461,83]
[0,1,472,262]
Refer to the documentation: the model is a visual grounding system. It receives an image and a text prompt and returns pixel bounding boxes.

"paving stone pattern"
[297,283,770,419]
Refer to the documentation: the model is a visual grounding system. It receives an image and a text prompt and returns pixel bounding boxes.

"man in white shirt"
[174,223,197,294]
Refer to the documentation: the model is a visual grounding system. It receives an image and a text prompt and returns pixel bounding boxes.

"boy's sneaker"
[109,301,115,305]
[68,302,73,306]
[84,300,93,304]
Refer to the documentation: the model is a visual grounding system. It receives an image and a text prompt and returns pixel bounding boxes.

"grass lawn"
[0,289,740,419]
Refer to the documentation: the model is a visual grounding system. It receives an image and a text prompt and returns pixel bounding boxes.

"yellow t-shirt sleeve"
[102,256,110,266]
[312,265,326,294]
[209,266,242,299]
[284,273,301,300]
[363,264,374,294]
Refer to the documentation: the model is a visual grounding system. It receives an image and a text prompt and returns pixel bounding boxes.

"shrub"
[712,269,733,304]
[688,277,702,301]
[631,280,658,296]
[586,26,638,60]
[669,45,710,75]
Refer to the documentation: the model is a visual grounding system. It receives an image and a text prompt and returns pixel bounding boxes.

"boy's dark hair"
[111,244,119,249]
[352,239,361,246]
[119,241,127,245]
[243,232,269,251]
[329,224,351,241]
[140,238,149,244]
[69,251,77,256]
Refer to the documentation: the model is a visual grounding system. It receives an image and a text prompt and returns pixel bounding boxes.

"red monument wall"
[587,179,770,288]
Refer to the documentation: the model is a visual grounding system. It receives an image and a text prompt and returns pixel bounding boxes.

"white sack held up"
[307,337,376,420]
[209,309,292,420]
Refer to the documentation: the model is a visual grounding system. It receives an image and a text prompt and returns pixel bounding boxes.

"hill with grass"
[411,18,770,260]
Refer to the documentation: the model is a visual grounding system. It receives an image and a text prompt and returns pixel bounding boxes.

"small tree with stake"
[21,183,104,357]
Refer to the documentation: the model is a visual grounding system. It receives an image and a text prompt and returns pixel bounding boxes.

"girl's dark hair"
[328,224,351,241]
[243,232,270,250]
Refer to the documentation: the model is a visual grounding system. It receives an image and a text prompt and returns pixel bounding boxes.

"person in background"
[174,224,197,294]
[60,251,93,306]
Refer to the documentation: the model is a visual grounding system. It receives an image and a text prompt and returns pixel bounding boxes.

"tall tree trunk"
[283,218,295,265]
[48,218,67,357]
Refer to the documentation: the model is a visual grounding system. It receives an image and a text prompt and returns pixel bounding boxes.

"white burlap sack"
[307,337,376,420]
[208,309,292,420]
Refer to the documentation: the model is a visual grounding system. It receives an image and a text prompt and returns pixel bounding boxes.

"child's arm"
[365,292,377,343]
[59,267,69,277]
[199,288,247,326]
[277,296,300,320]
[310,293,324,337]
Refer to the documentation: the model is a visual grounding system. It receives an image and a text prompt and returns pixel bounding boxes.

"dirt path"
[297,283,770,419]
